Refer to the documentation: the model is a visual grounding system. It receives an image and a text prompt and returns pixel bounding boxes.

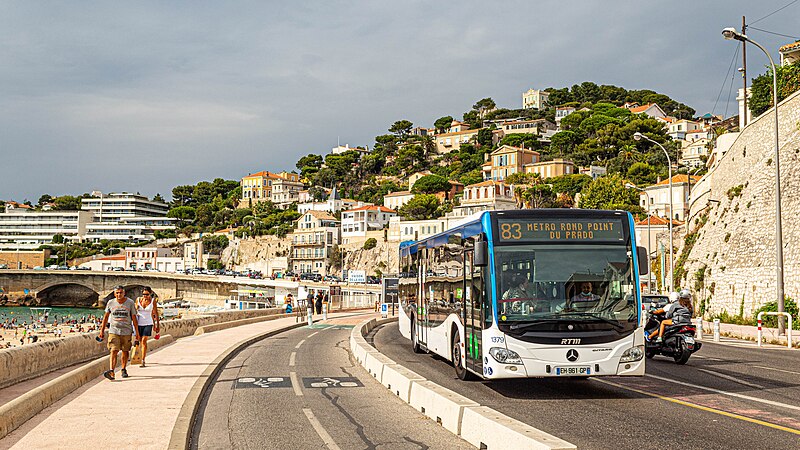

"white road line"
[290,371,303,397]
[753,365,800,376]
[308,331,319,337]
[697,368,764,389]
[645,374,800,412]
[303,408,342,450]
[295,339,306,349]
[289,352,296,367]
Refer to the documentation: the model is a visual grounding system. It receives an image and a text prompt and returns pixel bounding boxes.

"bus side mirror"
[474,240,488,267]
[636,246,648,275]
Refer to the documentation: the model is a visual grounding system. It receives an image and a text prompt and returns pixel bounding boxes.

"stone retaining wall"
[680,90,800,317]
[0,307,285,389]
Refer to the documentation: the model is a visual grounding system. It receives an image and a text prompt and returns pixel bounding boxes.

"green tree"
[579,174,644,214]
[389,120,413,138]
[550,130,581,156]
[476,128,494,147]
[152,193,165,203]
[749,62,800,116]
[398,194,441,220]
[434,116,454,133]
[53,195,82,211]
[167,206,197,227]
[363,238,377,250]
[550,174,592,197]
[38,194,53,207]
[411,175,451,194]
[472,97,496,118]
[627,162,657,186]
[171,185,195,207]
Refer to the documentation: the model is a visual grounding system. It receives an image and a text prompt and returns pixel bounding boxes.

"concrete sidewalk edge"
[0,334,175,440]
[350,318,577,450]
[168,321,306,450]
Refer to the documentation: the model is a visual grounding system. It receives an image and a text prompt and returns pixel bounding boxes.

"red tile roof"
[343,205,397,214]
[635,215,682,226]
[651,174,702,187]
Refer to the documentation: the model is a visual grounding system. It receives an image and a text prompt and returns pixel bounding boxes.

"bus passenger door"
[417,262,427,347]
[464,251,483,375]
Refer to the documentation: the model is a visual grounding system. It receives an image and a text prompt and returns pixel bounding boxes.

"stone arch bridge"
[0,270,237,308]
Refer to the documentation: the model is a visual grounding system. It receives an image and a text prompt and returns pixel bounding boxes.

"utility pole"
[741,15,747,126]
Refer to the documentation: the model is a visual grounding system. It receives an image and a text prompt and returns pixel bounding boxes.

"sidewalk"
[0,311,375,450]
[701,320,799,348]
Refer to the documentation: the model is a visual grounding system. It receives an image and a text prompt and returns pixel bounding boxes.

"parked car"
[323,275,341,283]
[300,272,322,282]
[366,275,381,284]
[0,264,9,269]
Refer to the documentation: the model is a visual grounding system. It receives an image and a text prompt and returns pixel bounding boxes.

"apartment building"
[483,145,540,181]
[0,207,92,250]
[498,119,556,136]
[341,205,397,242]
[451,180,516,217]
[289,210,340,275]
[524,159,575,179]
[270,176,305,209]
[639,175,701,222]
[555,106,576,127]
[240,171,301,208]
[81,193,175,243]
[383,191,415,211]
[522,89,549,110]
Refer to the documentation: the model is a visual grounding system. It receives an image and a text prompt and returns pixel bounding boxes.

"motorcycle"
[644,305,701,364]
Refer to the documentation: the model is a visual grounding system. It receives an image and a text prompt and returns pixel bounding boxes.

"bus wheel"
[452,333,473,381]
[411,318,422,354]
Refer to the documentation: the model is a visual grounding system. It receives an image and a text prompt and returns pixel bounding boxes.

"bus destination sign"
[497,218,624,242]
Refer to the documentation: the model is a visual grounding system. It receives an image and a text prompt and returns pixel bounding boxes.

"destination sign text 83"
[497,218,624,242]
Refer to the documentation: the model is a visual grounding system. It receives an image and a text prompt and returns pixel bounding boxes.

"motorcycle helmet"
[669,292,679,303]
[679,289,691,299]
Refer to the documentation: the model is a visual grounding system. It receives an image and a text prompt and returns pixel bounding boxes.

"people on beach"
[99,286,140,380]
[135,287,160,367]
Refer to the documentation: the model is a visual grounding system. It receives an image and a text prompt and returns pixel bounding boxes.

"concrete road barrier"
[350,317,577,450]
[460,406,576,450]
[380,363,425,402]
[363,350,395,381]
[409,380,479,435]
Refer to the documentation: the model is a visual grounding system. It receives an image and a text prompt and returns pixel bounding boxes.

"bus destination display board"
[497,218,624,242]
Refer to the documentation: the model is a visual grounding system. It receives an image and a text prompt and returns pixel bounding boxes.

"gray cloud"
[0,1,797,201]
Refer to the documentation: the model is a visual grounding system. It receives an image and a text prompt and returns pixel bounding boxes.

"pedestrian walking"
[134,287,160,367]
[306,290,315,313]
[99,286,140,380]
[315,291,323,315]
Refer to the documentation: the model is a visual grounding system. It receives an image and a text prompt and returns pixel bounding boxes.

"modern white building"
[555,106,576,127]
[341,205,397,241]
[638,175,701,222]
[0,208,92,250]
[387,216,453,242]
[80,192,175,243]
[297,187,368,215]
[270,177,305,209]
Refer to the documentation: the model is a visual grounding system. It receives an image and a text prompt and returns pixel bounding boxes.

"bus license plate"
[555,366,591,376]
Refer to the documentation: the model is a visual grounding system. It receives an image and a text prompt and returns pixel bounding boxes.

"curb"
[168,321,306,450]
[194,312,293,335]
[0,334,175,440]
[350,318,577,450]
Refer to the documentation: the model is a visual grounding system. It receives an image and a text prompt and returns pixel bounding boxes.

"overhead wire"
[712,43,740,117]
[748,0,798,26]
[747,25,800,40]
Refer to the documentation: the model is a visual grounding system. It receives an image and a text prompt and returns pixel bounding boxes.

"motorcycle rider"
[647,290,694,342]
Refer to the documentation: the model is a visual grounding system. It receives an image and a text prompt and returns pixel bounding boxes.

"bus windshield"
[494,244,637,330]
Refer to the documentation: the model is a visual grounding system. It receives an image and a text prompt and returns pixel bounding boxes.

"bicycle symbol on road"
[302,377,363,388]
[235,376,292,389]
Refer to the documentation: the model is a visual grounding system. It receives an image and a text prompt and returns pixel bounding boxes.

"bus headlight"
[620,345,644,363]
[489,347,523,364]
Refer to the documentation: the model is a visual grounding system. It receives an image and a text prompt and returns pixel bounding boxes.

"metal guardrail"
[757,311,794,349]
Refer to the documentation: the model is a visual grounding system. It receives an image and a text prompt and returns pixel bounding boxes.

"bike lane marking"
[289,351,296,367]
[290,371,303,396]
[593,377,800,436]
[303,408,342,450]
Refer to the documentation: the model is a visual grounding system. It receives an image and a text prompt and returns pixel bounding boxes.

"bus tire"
[452,332,474,381]
[411,317,423,354]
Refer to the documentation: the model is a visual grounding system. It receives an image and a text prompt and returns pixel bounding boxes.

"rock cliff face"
[339,240,400,278]
[681,90,800,317]
[220,235,291,274]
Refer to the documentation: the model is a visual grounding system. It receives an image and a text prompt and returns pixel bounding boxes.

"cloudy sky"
[1,1,797,202]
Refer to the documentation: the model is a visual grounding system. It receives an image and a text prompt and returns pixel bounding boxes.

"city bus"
[398,209,648,380]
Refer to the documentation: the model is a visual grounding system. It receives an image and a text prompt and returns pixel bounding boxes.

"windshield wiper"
[559,312,625,330]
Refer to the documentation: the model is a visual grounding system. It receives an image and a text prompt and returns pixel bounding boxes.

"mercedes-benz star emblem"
[566,349,579,362]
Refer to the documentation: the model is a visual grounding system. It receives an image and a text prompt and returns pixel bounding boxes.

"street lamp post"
[634,132,674,292]
[722,27,785,335]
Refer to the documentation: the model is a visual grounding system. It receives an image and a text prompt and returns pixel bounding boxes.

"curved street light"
[722,27,785,335]
[634,132,674,292]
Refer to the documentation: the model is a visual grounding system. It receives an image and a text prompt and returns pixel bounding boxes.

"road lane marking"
[697,368,765,389]
[309,331,319,337]
[295,339,306,349]
[289,352,296,367]
[753,365,800,376]
[290,371,303,396]
[594,378,800,436]
[646,374,800,412]
[303,408,342,450]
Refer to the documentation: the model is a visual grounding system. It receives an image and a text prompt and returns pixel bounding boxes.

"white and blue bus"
[398,209,649,380]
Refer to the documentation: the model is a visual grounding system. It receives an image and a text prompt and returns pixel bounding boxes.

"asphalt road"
[192,316,474,450]
[372,324,800,449]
